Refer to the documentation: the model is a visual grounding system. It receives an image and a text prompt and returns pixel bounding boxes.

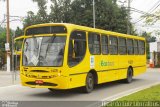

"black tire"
[125,67,133,83]
[83,72,94,93]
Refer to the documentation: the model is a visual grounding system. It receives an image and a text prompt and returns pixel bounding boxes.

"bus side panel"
[98,55,115,83]
[91,55,103,84]
[99,55,119,83]
[69,74,87,89]
[67,55,90,89]
[117,55,129,80]
[98,71,116,84]
[133,55,146,76]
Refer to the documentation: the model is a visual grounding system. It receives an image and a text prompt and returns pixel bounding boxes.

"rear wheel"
[125,67,133,83]
[83,72,94,93]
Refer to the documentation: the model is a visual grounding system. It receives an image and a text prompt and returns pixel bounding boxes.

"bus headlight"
[58,73,61,76]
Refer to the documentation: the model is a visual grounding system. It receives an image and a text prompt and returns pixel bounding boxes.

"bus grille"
[26,75,55,79]
[30,70,49,72]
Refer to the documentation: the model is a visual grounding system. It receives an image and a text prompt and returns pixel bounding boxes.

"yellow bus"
[14,36,24,70]
[18,23,146,93]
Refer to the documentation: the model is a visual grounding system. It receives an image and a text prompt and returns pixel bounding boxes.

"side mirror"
[72,39,75,49]
[14,50,22,55]
[14,36,24,55]
[71,39,75,58]
[72,39,79,58]
[72,39,78,52]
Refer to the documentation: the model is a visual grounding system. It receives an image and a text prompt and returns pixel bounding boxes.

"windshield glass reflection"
[23,36,66,66]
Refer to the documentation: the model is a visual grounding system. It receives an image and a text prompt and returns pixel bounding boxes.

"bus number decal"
[128,60,133,64]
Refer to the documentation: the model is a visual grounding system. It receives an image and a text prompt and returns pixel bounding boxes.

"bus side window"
[101,35,109,54]
[68,30,86,67]
[88,33,101,54]
[138,40,145,55]
[118,37,127,55]
[109,36,118,55]
[127,39,134,55]
[134,40,138,55]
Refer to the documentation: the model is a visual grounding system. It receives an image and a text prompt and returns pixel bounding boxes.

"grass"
[117,84,160,101]
[105,84,160,107]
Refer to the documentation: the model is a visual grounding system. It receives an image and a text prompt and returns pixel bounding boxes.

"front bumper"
[20,74,69,89]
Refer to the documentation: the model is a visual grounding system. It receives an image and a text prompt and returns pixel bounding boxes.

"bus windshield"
[23,36,66,67]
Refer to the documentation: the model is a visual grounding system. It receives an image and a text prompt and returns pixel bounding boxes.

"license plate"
[35,80,44,84]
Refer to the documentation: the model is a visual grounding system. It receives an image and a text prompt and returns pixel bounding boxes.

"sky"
[0,0,38,29]
[0,0,160,35]
[130,0,160,34]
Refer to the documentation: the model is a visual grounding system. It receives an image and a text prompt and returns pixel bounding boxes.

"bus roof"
[25,23,145,40]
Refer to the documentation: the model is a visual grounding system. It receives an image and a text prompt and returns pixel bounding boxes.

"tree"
[140,31,156,59]
[23,11,37,28]
[0,27,6,51]
[50,0,63,22]
[0,27,6,68]
[69,0,132,34]
[0,25,14,68]
[24,0,134,34]
[70,0,93,27]
[15,27,23,37]
[143,9,160,25]
[141,31,156,43]
[23,0,49,28]
[50,0,72,23]
[33,0,49,23]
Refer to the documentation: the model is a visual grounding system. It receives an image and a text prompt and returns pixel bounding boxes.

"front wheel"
[83,72,94,93]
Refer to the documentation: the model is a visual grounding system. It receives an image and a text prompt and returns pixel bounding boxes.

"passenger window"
[109,36,118,55]
[118,37,127,55]
[139,40,145,55]
[101,35,109,54]
[68,30,86,67]
[88,33,101,54]
[127,39,134,55]
[134,40,138,55]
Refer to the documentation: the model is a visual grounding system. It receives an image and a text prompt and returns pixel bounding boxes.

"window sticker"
[90,56,95,68]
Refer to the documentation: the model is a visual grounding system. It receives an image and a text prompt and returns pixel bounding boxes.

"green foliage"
[23,0,49,28]
[50,0,72,23]
[23,0,134,34]
[23,11,37,28]
[106,84,160,107]
[140,31,156,59]
[34,0,49,23]
[69,0,94,27]
[0,27,6,67]
[0,26,15,67]
[141,31,156,43]
[143,10,160,25]
[0,27,6,52]
[15,27,23,37]
[115,84,160,101]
